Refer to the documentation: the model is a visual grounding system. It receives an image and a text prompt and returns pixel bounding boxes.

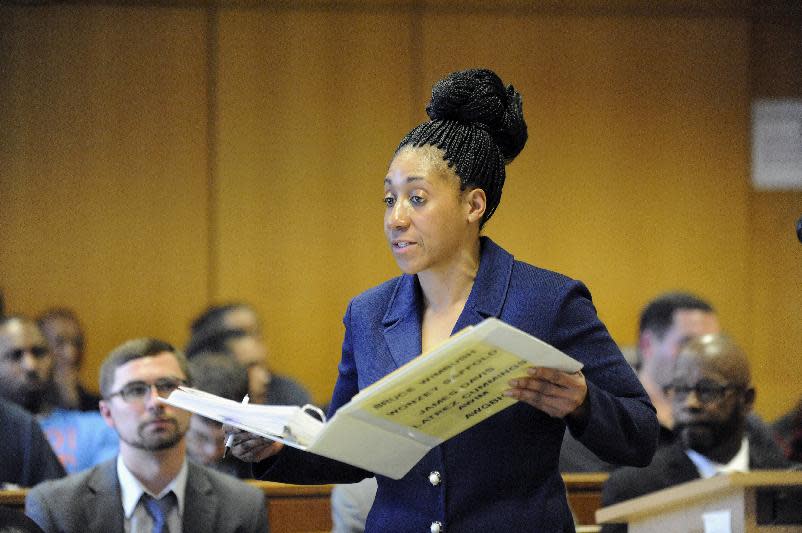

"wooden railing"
[563,472,608,526]
[1,473,607,532]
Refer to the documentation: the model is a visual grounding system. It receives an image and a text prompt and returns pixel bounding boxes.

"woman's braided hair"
[395,68,528,226]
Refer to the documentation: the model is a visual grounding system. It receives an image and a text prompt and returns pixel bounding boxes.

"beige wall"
[1,2,799,419]
[0,6,211,372]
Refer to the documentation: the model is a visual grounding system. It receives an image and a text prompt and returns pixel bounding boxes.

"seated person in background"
[773,398,802,463]
[560,291,779,472]
[186,351,253,478]
[330,477,378,533]
[0,397,65,488]
[37,308,101,411]
[189,302,261,338]
[633,292,719,435]
[25,338,268,533]
[600,333,793,533]
[0,316,117,474]
[186,303,311,406]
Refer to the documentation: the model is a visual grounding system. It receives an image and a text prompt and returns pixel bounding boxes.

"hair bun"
[425,68,527,163]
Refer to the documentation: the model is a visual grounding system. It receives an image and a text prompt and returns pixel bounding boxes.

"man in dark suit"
[600,333,793,533]
[0,397,65,488]
[25,338,268,533]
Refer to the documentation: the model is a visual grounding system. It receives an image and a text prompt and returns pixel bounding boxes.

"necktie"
[142,492,175,533]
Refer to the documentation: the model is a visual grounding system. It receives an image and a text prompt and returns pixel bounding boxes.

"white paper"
[702,510,732,533]
[751,99,802,190]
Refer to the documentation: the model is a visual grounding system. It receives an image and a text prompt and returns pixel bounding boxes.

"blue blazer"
[260,238,658,532]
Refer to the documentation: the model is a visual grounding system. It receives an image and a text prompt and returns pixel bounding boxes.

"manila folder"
[304,317,582,479]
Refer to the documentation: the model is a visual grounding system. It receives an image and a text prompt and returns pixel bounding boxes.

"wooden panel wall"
[0,6,210,374]
[748,12,802,419]
[0,2,798,419]
[213,6,412,391]
[414,8,752,352]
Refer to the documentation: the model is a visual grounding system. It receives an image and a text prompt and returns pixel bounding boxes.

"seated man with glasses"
[599,333,793,533]
[26,338,269,533]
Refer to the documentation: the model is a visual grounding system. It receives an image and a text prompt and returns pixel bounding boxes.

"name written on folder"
[357,342,532,441]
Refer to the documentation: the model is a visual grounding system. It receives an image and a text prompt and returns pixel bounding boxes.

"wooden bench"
[2,473,607,532]
[0,482,333,533]
[564,472,608,526]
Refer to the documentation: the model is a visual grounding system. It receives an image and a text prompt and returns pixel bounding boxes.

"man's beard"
[121,416,186,451]
[0,380,46,414]
[675,414,742,455]
[18,389,45,413]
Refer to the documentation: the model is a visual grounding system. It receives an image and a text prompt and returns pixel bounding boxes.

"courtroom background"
[1,0,800,420]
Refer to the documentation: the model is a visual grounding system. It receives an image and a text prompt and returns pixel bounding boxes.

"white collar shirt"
[685,437,750,479]
[117,454,188,533]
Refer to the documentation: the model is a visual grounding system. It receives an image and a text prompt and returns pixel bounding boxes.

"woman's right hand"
[222,424,284,463]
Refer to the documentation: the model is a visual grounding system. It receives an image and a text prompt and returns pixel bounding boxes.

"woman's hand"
[505,367,588,420]
[222,424,284,463]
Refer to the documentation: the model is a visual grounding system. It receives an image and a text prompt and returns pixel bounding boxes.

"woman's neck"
[417,238,481,314]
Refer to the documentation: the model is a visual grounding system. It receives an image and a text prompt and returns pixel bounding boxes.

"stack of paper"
[160,387,325,446]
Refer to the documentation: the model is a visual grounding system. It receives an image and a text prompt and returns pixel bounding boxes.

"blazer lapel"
[665,443,703,484]
[381,237,514,369]
[452,237,513,332]
[382,274,422,369]
[86,461,125,532]
[182,463,216,533]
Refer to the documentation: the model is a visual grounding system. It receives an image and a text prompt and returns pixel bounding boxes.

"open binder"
[161,317,581,479]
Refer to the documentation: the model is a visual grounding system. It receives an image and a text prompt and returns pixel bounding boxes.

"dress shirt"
[117,455,188,533]
[685,437,750,479]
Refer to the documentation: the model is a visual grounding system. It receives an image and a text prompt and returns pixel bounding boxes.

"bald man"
[599,333,793,532]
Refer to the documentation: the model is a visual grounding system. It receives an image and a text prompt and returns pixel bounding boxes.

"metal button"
[430,521,443,533]
[428,471,441,486]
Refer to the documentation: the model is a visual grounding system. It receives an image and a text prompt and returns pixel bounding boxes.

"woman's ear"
[464,188,486,224]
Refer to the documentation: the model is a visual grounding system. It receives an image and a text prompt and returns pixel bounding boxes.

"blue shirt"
[39,408,119,473]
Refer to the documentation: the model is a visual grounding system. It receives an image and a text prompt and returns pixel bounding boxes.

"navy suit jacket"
[0,398,65,487]
[26,458,269,533]
[258,238,658,532]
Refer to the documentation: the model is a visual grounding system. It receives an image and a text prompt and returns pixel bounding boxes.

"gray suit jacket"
[25,458,268,533]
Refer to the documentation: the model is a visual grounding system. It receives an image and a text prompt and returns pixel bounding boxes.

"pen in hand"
[223,394,249,458]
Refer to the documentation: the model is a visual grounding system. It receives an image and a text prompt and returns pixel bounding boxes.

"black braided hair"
[395,68,528,226]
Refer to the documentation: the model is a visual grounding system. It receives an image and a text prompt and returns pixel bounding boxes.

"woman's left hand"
[505,367,588,419]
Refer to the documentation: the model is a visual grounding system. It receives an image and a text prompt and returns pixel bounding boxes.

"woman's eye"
[383,196,395,207]
[410,195,425,206]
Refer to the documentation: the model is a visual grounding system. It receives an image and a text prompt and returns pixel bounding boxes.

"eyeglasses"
[664,381,742,403]
[2,346,49,362]
[106,378,186,403]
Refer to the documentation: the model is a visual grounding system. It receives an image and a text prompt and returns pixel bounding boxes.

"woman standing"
[229,68,658,531]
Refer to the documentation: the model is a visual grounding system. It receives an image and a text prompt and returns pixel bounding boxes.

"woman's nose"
[387,201,410,229]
